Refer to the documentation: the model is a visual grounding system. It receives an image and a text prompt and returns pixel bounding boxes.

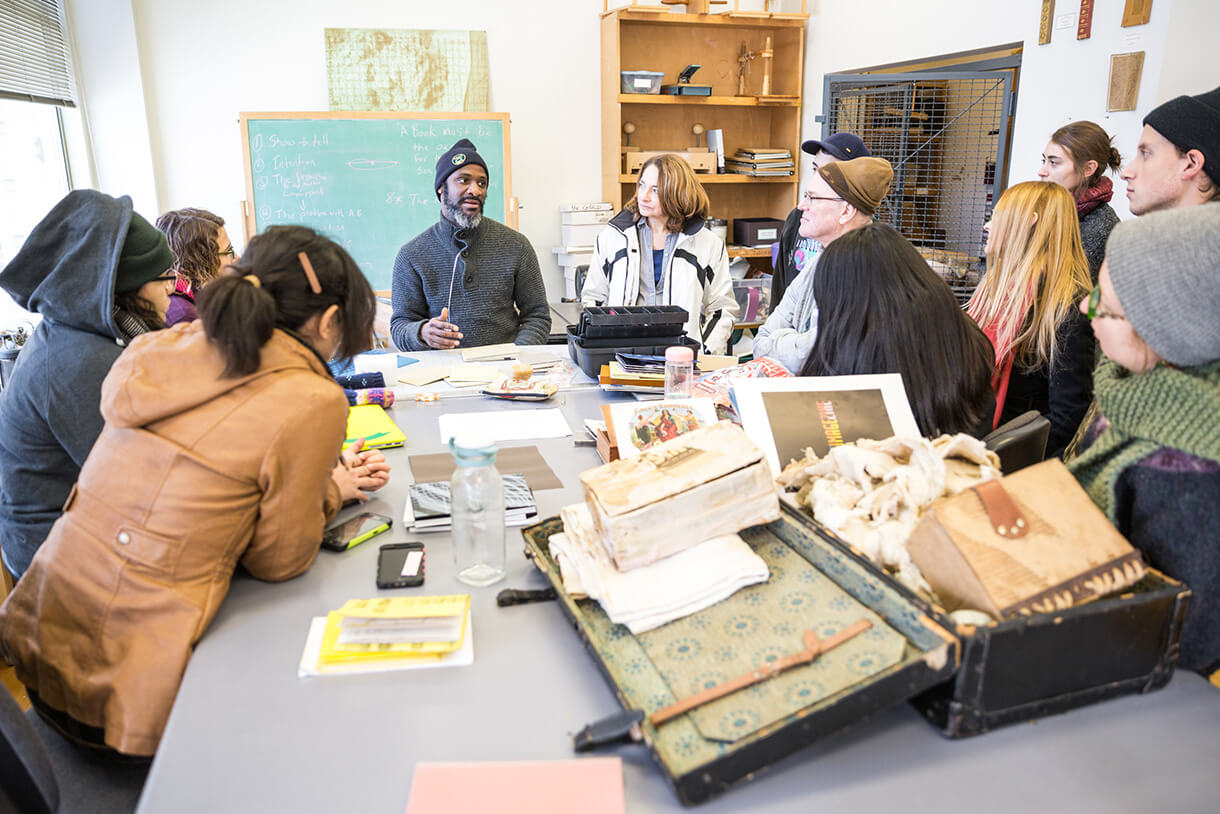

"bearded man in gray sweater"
[390,139,550,351]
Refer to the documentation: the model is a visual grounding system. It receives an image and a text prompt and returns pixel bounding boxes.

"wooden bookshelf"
[601,7,808,238]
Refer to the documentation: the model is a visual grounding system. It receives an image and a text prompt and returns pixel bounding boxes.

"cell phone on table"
[320,512,392,552]
[377,542,425,589]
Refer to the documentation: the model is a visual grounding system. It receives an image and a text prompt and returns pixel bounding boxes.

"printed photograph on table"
[607,399,719,458]
[732,375,919,475]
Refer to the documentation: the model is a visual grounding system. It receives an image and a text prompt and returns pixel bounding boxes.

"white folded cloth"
[550,503,770,634]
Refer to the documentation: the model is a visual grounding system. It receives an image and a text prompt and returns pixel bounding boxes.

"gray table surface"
[137,359,1220,813]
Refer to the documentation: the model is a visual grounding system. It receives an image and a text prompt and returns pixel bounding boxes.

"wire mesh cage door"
[822,71,1013,303]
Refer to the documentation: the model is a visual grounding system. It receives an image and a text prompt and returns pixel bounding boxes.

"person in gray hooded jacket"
[0,190,174,578]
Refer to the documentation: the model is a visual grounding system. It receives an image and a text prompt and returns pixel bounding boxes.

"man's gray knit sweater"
[390,216,550,351]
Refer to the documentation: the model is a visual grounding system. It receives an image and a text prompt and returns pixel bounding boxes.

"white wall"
[65,0,1217,297]
[64,0,158,216]
[128,0,606,300]
[802,0,1219,223]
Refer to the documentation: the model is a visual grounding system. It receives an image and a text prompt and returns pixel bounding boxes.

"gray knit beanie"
[1104,203,1220,367]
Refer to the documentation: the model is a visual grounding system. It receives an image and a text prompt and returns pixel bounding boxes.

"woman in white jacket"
[581,154,738,354]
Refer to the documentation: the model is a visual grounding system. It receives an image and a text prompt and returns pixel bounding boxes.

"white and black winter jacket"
[580,209,738,355]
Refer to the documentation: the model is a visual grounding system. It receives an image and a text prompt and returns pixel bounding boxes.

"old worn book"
[907,459,1146,618]
[579,421,780,571]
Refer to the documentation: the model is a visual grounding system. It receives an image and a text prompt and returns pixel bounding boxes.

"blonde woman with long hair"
[581,154,738,354]
[968,181,1094,457]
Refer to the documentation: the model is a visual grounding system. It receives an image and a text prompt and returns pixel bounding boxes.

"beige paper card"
[460,343,518,362]
[398,365,449,387]
[445,364,499,384]
[1107,51,1145,112]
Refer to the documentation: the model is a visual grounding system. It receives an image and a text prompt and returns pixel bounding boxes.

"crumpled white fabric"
[550,503,770,634]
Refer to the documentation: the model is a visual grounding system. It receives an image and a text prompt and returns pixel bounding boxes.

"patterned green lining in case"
[636,538,905,742]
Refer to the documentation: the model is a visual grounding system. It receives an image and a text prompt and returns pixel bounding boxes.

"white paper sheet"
[297,611,474,677]
[437,408,573,444]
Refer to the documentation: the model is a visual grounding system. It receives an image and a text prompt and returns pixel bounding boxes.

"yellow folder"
[345,404,406,450]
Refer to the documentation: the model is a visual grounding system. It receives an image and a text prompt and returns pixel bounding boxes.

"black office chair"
[983,410,1051,474]
[1,686,58,814]
[0,686,149,813]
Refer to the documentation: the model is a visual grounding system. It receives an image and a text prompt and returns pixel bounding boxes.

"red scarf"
[1076,177,1113,218]
[173,276,195,301]
[981,322,1013,430]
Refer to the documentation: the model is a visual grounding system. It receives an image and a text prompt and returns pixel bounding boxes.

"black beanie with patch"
[434,139,489,199]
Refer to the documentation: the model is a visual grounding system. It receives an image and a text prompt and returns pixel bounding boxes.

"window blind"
[0,0,76,106]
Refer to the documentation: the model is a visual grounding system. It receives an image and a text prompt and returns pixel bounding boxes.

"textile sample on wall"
[325,28,490,112]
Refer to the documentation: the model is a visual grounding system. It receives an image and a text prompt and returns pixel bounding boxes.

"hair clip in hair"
[243,274,261,288]
[297,252,323,294]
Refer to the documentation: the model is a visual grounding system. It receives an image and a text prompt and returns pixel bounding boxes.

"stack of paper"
[518,347,564,373]
[316,595,470,668]
[598,361,666,394]
[405,474,538,532]
[726,148,795,177]
[549,503,769,634]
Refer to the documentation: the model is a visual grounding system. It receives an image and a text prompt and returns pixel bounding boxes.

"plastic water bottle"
[664,345,694,399]
[448,435,507,587]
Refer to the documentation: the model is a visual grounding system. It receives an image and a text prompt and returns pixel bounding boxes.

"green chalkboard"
[240,112,512,292]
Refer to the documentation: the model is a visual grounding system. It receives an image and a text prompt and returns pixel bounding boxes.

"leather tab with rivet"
[971,479,1029,539]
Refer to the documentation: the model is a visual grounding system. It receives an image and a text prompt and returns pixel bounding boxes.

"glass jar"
[664,345,694,399]
[448,435,507,587]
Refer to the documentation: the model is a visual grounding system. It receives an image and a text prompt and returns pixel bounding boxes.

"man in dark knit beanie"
[389,139,550,351]
[1121,84,1220,214]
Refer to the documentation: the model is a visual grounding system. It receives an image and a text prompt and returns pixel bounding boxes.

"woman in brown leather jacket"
[0,225,389,758]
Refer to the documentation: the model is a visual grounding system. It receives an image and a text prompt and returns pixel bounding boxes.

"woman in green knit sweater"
[1069,204,1220,676]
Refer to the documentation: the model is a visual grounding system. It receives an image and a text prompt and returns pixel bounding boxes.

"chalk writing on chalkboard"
[241,112,512,291]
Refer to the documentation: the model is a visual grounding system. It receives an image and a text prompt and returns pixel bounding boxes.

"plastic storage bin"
[620,70,664,94]
[566,327,698,379]
[732,277,772,323]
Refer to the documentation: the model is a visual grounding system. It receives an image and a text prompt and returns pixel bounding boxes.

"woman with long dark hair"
[800,222,995,437]
[0,225,388,758]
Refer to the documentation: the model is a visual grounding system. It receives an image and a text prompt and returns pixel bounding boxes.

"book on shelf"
[726,167,795,177]
[735,147,792,160]
[406,474,537,532]
[727,157,795,169]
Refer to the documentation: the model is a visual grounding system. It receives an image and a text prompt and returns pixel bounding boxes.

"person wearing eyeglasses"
[581,153,738,354]
[771,133,871,307]
[155,207,239,327]
[753,156,893,373]
[1069,204,1220,677]
[966,181,1094,458]
[0,190,176,579]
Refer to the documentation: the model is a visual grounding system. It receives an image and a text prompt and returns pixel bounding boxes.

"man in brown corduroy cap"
[754,156,894,372]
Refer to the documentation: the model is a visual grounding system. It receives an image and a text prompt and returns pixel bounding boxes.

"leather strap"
[971,479,1029,539]
[648,618,872,727]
